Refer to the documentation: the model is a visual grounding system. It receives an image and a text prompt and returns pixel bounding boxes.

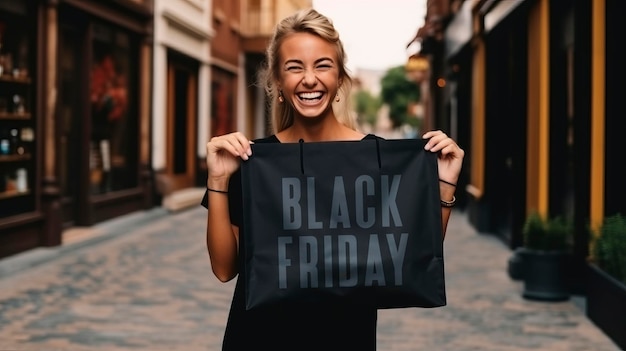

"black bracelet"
[207,187,228,194]
[439,179,457,187]
[440,196,456,208]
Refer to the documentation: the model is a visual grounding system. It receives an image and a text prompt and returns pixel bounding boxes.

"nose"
[302,70,317,86]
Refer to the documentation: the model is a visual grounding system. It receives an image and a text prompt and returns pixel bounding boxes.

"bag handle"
[299,139,305,174]
[374,137,382,169]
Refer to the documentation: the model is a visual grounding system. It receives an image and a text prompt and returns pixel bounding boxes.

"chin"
[301,111,331,120]
[295,104,332,118]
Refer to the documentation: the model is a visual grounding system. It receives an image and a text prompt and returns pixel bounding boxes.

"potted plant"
[513,212,573,301]
[586,214,626,349]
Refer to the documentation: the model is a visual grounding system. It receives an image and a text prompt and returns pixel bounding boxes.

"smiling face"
[278,32,342,121]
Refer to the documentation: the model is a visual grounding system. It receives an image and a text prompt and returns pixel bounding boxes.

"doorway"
[485,10,528,247]
[165,51,198,189]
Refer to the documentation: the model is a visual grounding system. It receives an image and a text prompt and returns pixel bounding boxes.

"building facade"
[413,0,626,256]
[0,0,315,258]
[0,0,154,258]
[411,0,624,346]
[152,0,212,210]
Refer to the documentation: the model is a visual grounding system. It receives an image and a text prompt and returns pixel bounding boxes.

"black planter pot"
[586,264,626,350]
[507,247,526,281]
[518,248,571,301]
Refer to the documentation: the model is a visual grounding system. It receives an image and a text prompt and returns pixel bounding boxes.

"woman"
[203,8,464,350]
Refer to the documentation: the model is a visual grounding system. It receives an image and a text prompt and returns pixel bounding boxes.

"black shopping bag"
[240,138,446,310]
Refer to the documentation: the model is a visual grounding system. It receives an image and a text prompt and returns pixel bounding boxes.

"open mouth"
[297,92,324,102]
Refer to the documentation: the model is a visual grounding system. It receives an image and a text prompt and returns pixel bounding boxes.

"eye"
[286,65,303,73]
[316,63,333,70]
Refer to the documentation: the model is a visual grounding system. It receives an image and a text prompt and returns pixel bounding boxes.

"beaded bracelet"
[440,196,456,208]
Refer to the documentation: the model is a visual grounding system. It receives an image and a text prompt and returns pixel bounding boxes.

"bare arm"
[206,185,240,282]
[439,183,456,238]
[205,132,253,282]
[422,130,465,239]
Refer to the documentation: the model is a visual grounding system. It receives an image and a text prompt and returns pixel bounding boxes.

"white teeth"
[298,92,322,100]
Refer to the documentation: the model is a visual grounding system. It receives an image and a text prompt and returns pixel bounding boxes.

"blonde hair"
[259,8,356,133]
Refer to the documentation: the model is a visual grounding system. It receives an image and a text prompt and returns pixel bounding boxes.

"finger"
[422,130,445,143]
[210,133,251,159]
[425,136,454,152]
[216,132,252,159]
[438,142,462,156]
[422,130,443,139]
[231,132,253,157]
[422,131,447,150]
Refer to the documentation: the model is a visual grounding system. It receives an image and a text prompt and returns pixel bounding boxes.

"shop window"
[0,3,36,218]
[89,22,138,194]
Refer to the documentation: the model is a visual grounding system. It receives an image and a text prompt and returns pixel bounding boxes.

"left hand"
[422,130,465,185]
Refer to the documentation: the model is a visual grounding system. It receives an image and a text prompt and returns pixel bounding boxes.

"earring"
[278,90,284,103]
[335,94,340,102]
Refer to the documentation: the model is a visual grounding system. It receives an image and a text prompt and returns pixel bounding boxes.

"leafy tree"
[354,90,381,126]
[380,65,421,128]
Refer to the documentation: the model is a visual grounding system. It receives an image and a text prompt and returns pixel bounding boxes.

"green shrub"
[544,216,573,251]
[523,212,546,250]
[523,212,572,251]
[594,214,626,284]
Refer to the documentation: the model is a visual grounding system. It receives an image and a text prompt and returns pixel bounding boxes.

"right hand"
[206,132,253,183]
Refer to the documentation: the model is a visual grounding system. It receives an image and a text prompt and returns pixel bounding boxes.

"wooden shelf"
[0,112,31,120]
[0,153,32,162]
[0,189,31,200]
[0,75,32,84]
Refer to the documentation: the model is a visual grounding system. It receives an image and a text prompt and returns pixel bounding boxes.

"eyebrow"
[283,57,335,66]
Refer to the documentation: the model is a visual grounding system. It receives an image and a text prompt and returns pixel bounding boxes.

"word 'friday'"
[277,233,408,289]
[282,175,403,230]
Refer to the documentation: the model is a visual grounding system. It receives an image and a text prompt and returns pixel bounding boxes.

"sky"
[312,0,427,72]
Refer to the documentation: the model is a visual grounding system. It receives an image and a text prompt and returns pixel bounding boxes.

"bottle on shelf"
[4,171,16,193]
[12,94,25,114]
[16,168,27,192]
[20,127,33,154]
[9,128,18,154]
[0,128,9,155]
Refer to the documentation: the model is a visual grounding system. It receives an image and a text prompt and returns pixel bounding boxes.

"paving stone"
[0,207,620,351]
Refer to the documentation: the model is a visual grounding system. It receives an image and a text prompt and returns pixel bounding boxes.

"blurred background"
[0,0,625,349]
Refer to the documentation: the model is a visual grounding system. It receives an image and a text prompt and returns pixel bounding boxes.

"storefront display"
[0,6,36,218]
[89,22,138,195]
[1,0,153,259]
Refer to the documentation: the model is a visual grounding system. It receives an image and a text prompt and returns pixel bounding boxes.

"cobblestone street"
[0,206,621,351]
